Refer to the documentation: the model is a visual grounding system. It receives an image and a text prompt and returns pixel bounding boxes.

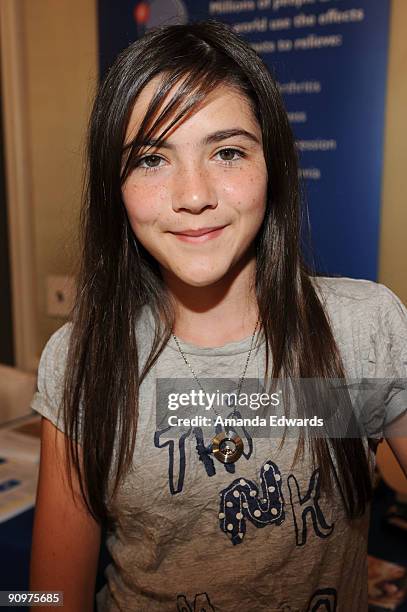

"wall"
[22,0,98,353]
[379,0,407,303]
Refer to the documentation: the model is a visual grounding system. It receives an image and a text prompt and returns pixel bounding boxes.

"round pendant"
[211,432,244,464]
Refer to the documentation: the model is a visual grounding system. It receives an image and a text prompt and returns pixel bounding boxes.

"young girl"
[29,20,407,612]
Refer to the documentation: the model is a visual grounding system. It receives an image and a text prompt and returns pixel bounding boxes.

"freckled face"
[121,76,268,288]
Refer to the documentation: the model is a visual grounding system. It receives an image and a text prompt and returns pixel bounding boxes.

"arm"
[384,409,407,479]
[386,436,407,480]
[30,417,101,612]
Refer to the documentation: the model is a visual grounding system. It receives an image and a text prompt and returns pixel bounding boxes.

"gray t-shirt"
[30,276,407,611]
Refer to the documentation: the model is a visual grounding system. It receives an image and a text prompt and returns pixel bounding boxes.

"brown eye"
[139,155,162,168]
[134,154,166,173]
[217,148,244,162]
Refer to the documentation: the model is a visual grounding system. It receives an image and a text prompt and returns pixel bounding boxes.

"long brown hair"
[62,20,373,529]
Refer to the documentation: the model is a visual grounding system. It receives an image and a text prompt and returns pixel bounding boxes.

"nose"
[170,162,218,213]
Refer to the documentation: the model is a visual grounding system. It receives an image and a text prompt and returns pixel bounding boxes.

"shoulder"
[38,322,73,387]
[312,275,379,305]
[38,322,73,376]
[310,275,406,326]
[38,305,153,378]
[30,322,73,431]
[311,276,379,342]
[310,275,407,376]
[310,276,379,342]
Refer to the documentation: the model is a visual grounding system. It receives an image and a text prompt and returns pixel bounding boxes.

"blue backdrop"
[98,0,390,280]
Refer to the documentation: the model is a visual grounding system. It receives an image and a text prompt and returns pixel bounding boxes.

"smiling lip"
[171,225,226,237]
[170,225,227,243]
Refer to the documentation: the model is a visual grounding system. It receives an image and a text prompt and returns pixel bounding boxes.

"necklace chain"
[171,318,260,464]
[172,318,260,417]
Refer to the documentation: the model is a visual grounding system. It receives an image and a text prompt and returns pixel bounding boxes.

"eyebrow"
[125,128,261,151]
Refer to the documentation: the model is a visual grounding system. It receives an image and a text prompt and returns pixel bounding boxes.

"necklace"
[172,318,260,464]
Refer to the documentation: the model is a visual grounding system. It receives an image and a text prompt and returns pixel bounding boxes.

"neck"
[160,254,259,348]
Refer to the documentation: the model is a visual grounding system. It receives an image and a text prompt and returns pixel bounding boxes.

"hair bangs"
[120,65,235,184]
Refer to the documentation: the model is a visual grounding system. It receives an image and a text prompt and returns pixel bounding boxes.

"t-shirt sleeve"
[30,322,73,435]
[361,283,407,439]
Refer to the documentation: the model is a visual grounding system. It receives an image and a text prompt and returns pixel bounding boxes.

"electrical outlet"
[46,275,76,317]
